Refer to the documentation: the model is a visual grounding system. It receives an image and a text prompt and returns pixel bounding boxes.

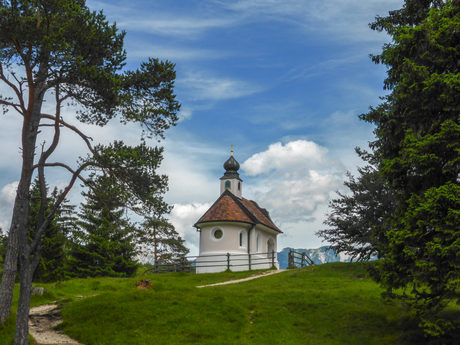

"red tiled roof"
[195,190,282,233]
[240,198,281,232]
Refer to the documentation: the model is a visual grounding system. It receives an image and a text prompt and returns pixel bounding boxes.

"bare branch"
[41,113,95,153]
[0,63,26,113]
[30,161,94,253]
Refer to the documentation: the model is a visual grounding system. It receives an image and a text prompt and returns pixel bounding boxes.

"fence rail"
[287,248,315,268]
[143,250,278,274]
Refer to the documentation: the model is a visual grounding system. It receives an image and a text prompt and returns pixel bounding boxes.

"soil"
[29,304,82,345]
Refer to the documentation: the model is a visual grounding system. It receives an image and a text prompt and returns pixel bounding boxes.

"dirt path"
[29,304,83,345]
[196,269,287,288]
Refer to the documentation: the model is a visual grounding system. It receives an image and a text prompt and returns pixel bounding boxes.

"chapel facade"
[194,150,282,273]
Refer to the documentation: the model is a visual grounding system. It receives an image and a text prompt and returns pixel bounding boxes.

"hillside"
[2,263,460,344]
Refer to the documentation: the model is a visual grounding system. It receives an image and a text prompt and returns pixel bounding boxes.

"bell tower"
[220,144,243,198]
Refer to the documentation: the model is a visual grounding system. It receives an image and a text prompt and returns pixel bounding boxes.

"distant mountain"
[277,246,354,269]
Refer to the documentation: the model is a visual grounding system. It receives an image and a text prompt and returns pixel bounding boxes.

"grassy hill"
[1,262,460,344]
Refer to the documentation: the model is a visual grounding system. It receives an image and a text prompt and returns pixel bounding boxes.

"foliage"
[361,0,460,336]
[28,179,77,283]
[317,150,395,261]
[68,176,138,278]
[137,211,189,265]
[0,0,179,341]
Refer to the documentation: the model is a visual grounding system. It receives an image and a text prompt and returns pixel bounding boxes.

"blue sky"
[0,0,404,256]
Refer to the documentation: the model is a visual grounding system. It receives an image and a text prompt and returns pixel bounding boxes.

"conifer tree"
[0,0,179,341]
[362,0,460,336]
[28,179,76,283]
[138,214,189,266]
[69,176,138,278]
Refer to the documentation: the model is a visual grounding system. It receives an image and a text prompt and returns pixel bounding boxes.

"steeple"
[220,145,243,198]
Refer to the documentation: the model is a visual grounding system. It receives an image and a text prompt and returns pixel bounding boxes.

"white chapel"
[194,149,282,273]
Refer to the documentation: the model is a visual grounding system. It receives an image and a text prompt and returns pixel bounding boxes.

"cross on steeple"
[231,143,234,156]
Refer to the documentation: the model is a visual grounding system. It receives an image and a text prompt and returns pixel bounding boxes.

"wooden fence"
[287,248,315,268]
[143,250,277,274]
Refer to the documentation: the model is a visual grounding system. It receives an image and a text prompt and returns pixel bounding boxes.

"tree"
[138,213,189,267]
[69,175,138,278]
[29,179,76,283]
[316,151,395,262]
[0,0,179,343]
[361,0,460,336]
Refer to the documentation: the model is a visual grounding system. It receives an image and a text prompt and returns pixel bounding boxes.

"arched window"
[238,181,241,190]
[225,180,231,190]
[238,229,247,248]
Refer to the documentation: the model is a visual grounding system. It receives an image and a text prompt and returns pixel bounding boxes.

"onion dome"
[223,155,240,173]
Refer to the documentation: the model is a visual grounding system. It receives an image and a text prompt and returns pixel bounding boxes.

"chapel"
[194,148,282,273]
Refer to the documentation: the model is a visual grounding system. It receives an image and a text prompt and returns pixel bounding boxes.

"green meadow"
[2,262,460,345]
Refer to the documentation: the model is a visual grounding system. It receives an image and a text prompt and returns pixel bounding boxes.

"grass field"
[1,262,460,344]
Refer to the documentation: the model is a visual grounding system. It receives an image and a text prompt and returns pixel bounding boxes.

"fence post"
[227,253,231,270]
[302,253,306,267]
[181,257,185,272]
[248,253,252,271]
[272,250,275,267]
[154,260,159,274]
[288,249,292,267]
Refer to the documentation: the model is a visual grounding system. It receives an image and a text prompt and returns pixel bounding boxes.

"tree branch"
[0,63,26,113]
[30,161,94,253]
[40,113,95,153]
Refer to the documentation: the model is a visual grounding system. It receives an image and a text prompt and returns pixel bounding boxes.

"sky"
[0,0,405,256]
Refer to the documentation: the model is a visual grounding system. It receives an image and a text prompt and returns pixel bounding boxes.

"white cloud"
[216,0,404,43]
[241,140,346,223]
[178,108,193,122]
[120,17,237,37]
[168,202,212,256]
[127,45,231,62]
[180,71,264,101]
[242,140,336,176]
[0,182,18,231]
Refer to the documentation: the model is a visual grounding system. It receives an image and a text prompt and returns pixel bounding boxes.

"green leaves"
[363,0,460,336]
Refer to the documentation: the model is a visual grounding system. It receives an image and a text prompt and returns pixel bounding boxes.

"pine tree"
[28,179,77,283]
[138,215,189,266]
[361,0,460,336]
[69,176,138,278]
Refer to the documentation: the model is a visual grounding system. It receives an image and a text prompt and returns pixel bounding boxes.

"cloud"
[0,182,18,231]
[120,17,237,37]
[180,71,264,101]
[242,140,335,176]
[241,140,346,223]
[215,0,404,43]
[168,202,212,256]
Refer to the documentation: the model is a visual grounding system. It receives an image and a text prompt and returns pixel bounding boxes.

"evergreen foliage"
[29,179,77,283]
[69,176,138,278]
[138,214,189,265]
[317,150,395,261]
[361,0,460,336]
[0,0,179,341]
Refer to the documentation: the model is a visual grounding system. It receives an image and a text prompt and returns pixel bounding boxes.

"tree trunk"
[0,207,21,323]
[0,82,44,332]
[0,159,35,324]
[14,241,33,345]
